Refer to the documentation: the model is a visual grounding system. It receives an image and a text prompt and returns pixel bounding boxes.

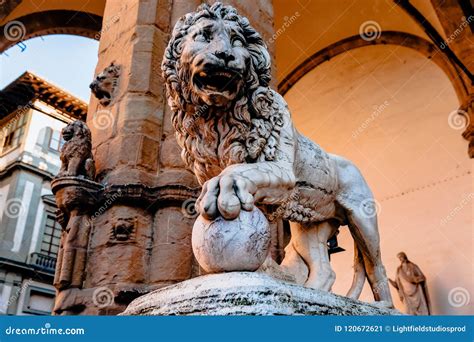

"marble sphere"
[192,207,271,273]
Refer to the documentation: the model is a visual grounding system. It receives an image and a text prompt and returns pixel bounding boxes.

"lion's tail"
[346,241,365,299]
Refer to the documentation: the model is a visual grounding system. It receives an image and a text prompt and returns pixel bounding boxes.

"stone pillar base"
[121,272,400,316]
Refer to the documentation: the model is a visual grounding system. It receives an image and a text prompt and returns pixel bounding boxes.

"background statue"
[161,2,392,306]
[389,252,431,315]
[53,120,98,294]
[57,120,95,179]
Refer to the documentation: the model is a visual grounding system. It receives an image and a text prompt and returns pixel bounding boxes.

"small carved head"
[61,120,91,142]
[111,218,135,242]
[162,2,271,108]
[90,62,121,106]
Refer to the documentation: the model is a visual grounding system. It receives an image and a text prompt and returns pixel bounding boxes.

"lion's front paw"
[196,174,255,220]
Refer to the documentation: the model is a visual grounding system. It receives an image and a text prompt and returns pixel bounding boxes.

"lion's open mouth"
[193,69,241,94]
[62,131,73,141]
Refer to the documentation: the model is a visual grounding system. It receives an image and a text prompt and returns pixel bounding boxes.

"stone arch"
[0,10,102,53]
[278,31,469,104]
[284,41,471,313]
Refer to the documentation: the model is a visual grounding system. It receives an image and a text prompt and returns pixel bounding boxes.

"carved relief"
[110,217,136,242]
[162,2,393,306]
[52,178,102,292]
[89,62,121,106]
[57,120,95,180]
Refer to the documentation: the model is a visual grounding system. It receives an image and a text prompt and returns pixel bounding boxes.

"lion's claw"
[196,173,255,220]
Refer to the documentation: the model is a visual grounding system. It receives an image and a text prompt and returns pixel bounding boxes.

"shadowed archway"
[278,31,469,104]
[0,10,102,53]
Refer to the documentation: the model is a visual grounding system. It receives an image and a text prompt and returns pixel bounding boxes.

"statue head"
[162,2,271,109]
[61,120,91,143]
[397,252,408,262]
[161,2,284,184]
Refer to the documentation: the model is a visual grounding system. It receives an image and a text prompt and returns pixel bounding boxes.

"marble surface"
[121,272,401,316]
[192,207,270,273]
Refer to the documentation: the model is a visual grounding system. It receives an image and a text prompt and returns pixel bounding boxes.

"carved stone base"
[121,272,400,316]
[51,176,103,211]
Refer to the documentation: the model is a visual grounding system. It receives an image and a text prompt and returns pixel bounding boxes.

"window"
[1,112,28,154]
[20,284,56,315]
[48,129,64,151]
[41,214,61,257]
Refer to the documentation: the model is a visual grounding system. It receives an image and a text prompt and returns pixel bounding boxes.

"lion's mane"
[161,2,285,184]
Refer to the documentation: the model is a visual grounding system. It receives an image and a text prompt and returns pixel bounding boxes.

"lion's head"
[162,2,284,184]
[61,120,91,143]
[89,62,121,106]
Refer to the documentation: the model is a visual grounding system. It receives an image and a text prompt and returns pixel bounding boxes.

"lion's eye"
[194,34,208,43]
[232,38,244,47]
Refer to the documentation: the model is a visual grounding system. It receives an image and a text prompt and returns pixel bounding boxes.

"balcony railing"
[29,253,57,274]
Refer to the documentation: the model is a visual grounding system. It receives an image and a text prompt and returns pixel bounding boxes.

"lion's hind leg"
[287,221,337,292]
[345,206,392,307]
[333,154,393,306]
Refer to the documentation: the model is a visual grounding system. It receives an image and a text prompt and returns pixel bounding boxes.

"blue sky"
[0,35,99,101]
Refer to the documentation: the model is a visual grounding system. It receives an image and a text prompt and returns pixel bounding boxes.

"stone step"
[121,272,400,316]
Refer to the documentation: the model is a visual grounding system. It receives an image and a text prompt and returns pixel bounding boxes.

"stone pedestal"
[121,272,400,316]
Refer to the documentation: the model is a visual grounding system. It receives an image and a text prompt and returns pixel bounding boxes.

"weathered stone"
[148,243,194,283]
[148,207,194,283]
[192,208,270,273]
[122,272,401,315]
[88,205,152,249]
[53,0,279,316]
[160,136,185,168]
[137,135,160,172]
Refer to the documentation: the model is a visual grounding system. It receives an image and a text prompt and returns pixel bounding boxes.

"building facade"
[0,72,87,315]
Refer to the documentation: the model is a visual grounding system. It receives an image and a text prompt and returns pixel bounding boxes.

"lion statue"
[57,120,95,180]
[162,2,392,307]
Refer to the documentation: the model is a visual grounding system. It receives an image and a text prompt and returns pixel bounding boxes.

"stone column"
[55,0,277,315]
